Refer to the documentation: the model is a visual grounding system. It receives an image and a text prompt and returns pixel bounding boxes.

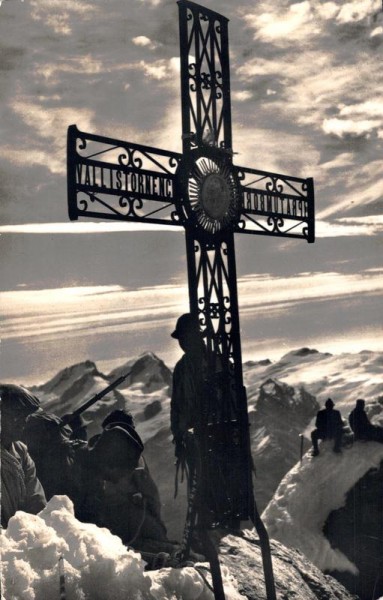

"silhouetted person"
[170,313,207,483]
[102,408,134,429]
[86,407,163,538]
[78,422,168,553]
[311,398,343,456]
[349,399,383,443]
[0,384,46,527]
[87,408,135,449]
[24,411,86,502]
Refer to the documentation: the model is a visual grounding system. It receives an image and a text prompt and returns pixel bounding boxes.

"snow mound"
[262,441,383,574]
[2,496,244,600]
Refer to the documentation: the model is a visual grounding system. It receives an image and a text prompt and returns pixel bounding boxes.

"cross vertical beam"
[66,3,315,598]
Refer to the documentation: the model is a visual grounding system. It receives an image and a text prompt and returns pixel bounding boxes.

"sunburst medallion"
[187,156,240,234]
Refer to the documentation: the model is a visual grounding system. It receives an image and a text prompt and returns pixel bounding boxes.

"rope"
[194,565,215,593]
[126,498,147,546]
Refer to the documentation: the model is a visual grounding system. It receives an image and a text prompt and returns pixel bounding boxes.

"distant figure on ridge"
[311,398,343,456]
[349,399,383,443]
[0,384,46,527]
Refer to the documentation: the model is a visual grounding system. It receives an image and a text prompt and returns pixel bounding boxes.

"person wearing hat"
[170,313,207,468]
[78,422,168,552]
[24,411,87,502]
[311,398,344,456]
[0,384,47,527]
[348,399,383,443]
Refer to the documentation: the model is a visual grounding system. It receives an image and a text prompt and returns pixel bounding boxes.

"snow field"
[1,496,245,600]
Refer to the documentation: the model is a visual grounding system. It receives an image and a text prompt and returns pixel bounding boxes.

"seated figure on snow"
[349,399,383,443]
[311,398,343,457]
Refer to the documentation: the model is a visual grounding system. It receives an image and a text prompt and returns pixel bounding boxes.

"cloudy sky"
[1,0,382,384]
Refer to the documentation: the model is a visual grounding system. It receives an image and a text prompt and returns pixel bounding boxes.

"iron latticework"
[67,125,182,225]
[178,0,232,153]
[67,2,315,597]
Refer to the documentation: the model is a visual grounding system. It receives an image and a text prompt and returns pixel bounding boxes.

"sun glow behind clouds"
[1,217,382,237]
[2,269,382,343]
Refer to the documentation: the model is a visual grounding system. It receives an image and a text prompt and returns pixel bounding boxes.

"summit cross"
[67,2,314,598]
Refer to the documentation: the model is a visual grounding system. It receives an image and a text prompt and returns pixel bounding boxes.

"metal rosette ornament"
[176,148,241,237]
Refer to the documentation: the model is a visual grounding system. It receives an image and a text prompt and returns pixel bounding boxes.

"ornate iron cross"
[67,0,314,552]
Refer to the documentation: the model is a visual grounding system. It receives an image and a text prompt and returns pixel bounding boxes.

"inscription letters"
[76,164,173,199]
[245,190,307,218]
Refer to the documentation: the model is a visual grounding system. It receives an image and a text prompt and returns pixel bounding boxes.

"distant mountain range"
[31,348,383,541]
[27,347,383,598]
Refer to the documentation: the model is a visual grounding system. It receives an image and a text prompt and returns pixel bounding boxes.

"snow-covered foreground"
[262,440,383,574]
[1,496,244,600]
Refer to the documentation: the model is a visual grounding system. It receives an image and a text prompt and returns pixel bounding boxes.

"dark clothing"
[1,442,46,527]
[171,352,205,444]
[24,412,86,502]
[76,452,167,550]
[349,408,383,443]
[311,407,343,453]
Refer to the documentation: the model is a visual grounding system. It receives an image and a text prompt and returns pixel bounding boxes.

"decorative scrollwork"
[266,177,284,194]
[119,196,128,208]
[200,72,212,89]
[118,149,143,169]
[267,215,284,233]
[127,197,143,217]
[78,198,89,211]
[77,136,87,152]
[169,156,179,169]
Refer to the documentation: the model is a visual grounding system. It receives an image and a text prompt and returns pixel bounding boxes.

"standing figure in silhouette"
[349,399,383,443]
[170,313,207,485]
[311,398,343,456]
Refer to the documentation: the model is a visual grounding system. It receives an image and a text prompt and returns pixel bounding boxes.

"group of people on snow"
[311,397,383,457]
[1,312,382,550]
[0,313,216,560]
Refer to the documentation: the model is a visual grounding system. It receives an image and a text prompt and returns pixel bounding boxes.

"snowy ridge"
[262,440,383,574]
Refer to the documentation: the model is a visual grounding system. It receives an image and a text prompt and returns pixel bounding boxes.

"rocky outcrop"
[218,531,357,600]
[324,458,383,600]
[250,378,319,511]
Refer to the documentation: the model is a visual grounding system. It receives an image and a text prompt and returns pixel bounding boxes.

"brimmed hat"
[24,411,72,443]
[92,423,144,470]
[102,409,134,429]
[0,384,40,413]
[171,313,200,339]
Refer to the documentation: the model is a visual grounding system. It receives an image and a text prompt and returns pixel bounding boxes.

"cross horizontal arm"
[233,164,315,242]
[67,125,183,226]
